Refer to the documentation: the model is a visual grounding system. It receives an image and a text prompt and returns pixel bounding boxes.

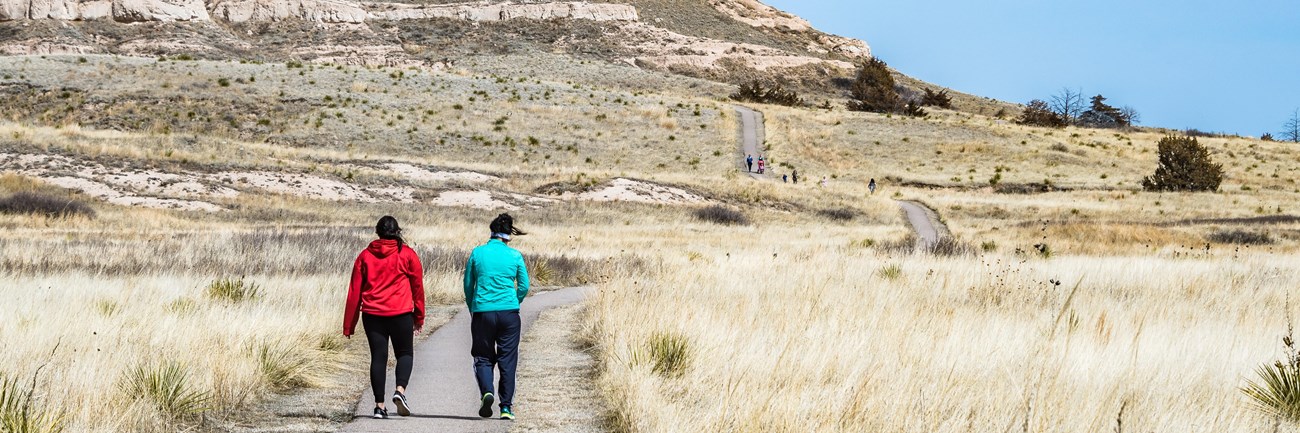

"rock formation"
[0,0,637,23]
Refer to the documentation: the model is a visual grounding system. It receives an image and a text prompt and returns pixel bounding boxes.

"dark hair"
[489,213,527,238]
[376,215,405,251]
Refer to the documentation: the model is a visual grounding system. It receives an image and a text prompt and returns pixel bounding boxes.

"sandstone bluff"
[0,0,639,23]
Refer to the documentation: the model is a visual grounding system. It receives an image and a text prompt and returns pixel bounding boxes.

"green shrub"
[118,361,212,418]
[206,277,261,303]
[1141,136,1223,192]
[920,88,953,109]
[846,58,903,114]
[1016,99,1067,128]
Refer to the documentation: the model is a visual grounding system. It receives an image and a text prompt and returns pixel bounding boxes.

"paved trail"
[734,105,765,179]
[732,105,949,244]
[341,287,591,433]
[896,200,945,250]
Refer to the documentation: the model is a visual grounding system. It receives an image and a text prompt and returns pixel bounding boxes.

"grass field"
[3,51,1300,433]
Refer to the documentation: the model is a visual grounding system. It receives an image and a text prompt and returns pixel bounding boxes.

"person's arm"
[407,249,426,332]
[463,253,476,311]
[343,256,365,337]
[515,253,530,303]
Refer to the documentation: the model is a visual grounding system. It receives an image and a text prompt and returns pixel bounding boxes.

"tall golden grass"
[590,244,1299,432]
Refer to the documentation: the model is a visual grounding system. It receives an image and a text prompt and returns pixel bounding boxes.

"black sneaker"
[392,391,411,416]
[478,393,495,418]
[373,407,389,419]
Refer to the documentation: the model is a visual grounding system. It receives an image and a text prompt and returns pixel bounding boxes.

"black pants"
[471,310,521,408]
[362,313,414,403]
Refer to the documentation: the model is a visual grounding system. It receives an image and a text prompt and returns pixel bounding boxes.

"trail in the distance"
[732,105,949,245]
[734,105,765,179]
[897,200,946,250]
[339,286,591,433]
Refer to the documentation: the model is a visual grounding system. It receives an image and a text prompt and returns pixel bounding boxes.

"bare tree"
[1283,108,1300,143]
[1119,106,1141,125]
[1049,87,1084,123]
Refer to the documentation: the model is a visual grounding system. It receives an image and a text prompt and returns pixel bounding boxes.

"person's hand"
[414,326,423,336]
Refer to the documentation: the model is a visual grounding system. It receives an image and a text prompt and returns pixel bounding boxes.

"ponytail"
[375,215,405,251]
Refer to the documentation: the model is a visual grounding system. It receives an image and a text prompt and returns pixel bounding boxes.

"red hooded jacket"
[343,239,426,337]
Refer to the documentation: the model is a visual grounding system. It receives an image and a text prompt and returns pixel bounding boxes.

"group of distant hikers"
[746,153,877,193]
[344,213,529,420]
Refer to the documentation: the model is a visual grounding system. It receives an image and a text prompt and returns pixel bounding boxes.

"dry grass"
[5,51,1300,433]
[590,243,1300,432]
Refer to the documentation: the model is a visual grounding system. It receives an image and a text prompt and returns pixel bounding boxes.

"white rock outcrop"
[0,0,206,20]
[366,1,637,22]
[209,0,364,23]
[112,0,208,21]
[0,0,636,22]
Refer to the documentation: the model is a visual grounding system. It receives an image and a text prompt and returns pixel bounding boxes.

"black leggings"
[362,312,414,403]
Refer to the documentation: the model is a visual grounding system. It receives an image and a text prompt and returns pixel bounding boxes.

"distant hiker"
[782,174,788,183]
[792,169,799,184]
[756,157,765,174]
[464,213,530,421]
[820,176,828,187]
[344,216,426,420]
[868,178,877,194]
[746,154,753,172]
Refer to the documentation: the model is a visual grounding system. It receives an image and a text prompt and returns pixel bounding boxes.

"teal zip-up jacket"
[463,239,530,313]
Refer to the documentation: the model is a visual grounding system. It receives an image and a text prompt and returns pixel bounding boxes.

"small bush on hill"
[1016,100,1067,128]
[693,205,750,226]
[847,58,903,114]
[731,80,803,107]
[0,191,95,219]
[920,88,953,109]
[1077,94,1130,128]
[1142,136,1223,192]
[924,238,976,257]
[818,207,857,221]
[902,101,928,118]
[1208,230,1273,245]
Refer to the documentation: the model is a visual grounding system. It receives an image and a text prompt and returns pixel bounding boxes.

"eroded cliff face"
[0,0,639,23]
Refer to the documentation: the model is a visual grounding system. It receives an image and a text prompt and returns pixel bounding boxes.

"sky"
[765,0,1300,136]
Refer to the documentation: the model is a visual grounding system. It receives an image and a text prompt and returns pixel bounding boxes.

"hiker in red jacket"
[344,216,426,420]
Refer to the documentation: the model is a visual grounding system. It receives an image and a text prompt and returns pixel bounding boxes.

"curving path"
[340,286,591,433]
[897,200,946,250]
[732,105,950,246]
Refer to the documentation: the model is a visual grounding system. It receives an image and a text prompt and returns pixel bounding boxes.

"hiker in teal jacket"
[463,213,530,420]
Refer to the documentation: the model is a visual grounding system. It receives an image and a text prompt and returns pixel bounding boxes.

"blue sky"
[765,0,1300,136]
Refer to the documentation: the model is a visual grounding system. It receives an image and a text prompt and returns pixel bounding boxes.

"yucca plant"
[1243,322,1300,422]
[118,361,212,418]
[1,374,66,433]
[256,342,320,392]
[205,277,261,303]
[646,332,692,377]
